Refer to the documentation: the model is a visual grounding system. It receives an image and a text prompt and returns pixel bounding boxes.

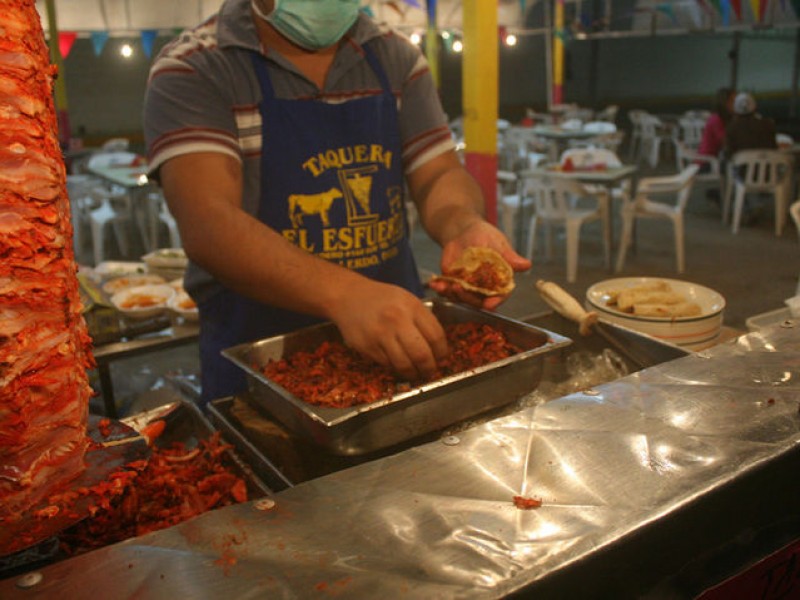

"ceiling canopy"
[35,0,800,38]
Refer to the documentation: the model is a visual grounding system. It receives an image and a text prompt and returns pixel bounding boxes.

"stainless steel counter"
[3,321,799,599]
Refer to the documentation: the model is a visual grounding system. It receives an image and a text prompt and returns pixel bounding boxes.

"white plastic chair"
[627,109,646,161]
[791,200,800,240]
[724,150,794,235]
[683,109,711,121]
[673,118,706,157]
[86,152,138,265]
[522,172,611,283]
[66,174,104,261]
[497,170,534,252]
[615,164,699,274]
[146,190,181,251]
[595,105,619,124]
[638,113,669,168]
[674,138,722,194]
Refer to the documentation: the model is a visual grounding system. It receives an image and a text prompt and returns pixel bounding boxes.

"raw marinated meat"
[0,0,94,521]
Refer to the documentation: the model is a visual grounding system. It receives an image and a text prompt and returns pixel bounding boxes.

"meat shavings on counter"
[262,322,524,408]
[58,433,247,556]
[513,495,543,509]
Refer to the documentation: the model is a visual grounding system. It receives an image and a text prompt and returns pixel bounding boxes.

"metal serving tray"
[222,299,571,455]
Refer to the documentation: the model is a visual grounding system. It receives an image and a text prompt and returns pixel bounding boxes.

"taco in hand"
[430,247,516,297]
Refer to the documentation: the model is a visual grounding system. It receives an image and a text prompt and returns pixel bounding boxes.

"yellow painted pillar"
[44,0,71,144]
[425,16,440,88]
[553,0,564,106]
[462,0,499,224]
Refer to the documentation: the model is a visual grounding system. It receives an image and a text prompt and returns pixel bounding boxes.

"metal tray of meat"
[221,299,572,455]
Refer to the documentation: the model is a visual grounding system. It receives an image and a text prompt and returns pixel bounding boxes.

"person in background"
[143,0,531,404]
[724,92,778,224]
[697,87,735,168]
[724,92,777,158]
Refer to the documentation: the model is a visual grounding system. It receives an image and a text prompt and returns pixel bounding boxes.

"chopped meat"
[262,322,525,408]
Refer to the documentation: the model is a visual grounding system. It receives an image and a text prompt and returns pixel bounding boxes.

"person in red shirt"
[697,87,735,167]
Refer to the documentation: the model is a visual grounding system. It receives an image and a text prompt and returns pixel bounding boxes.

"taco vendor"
[143,0,531,404]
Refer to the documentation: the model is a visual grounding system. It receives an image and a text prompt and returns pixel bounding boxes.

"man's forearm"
[411,156,487,246]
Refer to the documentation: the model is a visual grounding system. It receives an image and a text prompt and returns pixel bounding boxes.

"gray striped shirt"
[143,0,454,299]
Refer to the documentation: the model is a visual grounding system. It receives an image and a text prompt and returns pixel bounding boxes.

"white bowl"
[142,248,188,270]
[586,277,726,351]
[142,248,188,281]
[111,284,175,320]
[167,291,198,322]
[102,274,166,295]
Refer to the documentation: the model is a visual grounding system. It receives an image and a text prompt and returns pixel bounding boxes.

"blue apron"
[198,43,423,404]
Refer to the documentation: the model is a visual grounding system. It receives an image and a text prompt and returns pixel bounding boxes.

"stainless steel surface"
[206,399,295,492]
[222,299,572,455]
[3,322,799,599]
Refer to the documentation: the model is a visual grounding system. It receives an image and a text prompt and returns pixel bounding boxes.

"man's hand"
[326,279,449,381]
[427,220,532,310]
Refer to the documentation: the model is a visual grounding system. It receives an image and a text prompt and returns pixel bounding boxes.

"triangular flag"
[58,31,78,60]
[402,0,421,7]
[749,0,761,20]
[721,0,732,23]
[730,0,742,19]
[707,0,723,14]
[90,31,109,56]
[520,0,526,15]
[759,0,769,20]
[426,0,437,23]
[141,30,158,59]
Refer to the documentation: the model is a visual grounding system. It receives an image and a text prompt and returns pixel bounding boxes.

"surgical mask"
[252,0,360,50]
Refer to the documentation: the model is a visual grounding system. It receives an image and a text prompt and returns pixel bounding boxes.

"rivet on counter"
[696,350,713,359]
[16,572,43,589]
[780,320,795,329]
[584,389,600,396]
[441,435,461,446]
[254,498,276,511]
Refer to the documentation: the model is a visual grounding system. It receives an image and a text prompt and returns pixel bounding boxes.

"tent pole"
[729,31,740,91]
[462,0,499,225]
[553,0,565,106]
[545,0,553,110]
[44,0,70,146]
[425,4,440,89]
[791,28,800,118]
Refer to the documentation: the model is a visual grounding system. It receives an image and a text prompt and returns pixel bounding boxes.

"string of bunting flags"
[53,0,799,62]
[56,27,184,60]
